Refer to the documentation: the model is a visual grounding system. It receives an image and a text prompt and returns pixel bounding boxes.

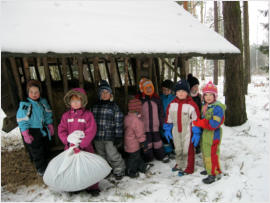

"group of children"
[16,73,226,196]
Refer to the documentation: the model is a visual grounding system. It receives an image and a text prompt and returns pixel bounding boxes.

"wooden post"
[136,57,141,90]
[85,57,94,83]
[153,58,159,94]
[114,58,123,87]
[78,56,84,88]
[104,59,113,86]
[56,58,63,81]
[160,57,165,83]
[179,57,187,80]
[33,57,41,81]
[174,57,178,82]
[93,56,101,87]
[124,57,129,113]
[161,58,181,78]
[148,57,153,81]
[22,57,31,82]
[67,58,74,80]
[109,56,116,95]
[9,57,24,100]
[61,57,69,94]
[43,57,54,107]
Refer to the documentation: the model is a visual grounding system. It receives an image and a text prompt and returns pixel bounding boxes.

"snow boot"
[172,164,182,172]
[86,189,100,197]
[178,170,189,177]
[202,174,221,184]
[200,170,207,175]
[162,155,170,163]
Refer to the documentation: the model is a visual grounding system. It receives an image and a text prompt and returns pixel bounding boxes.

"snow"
[1,75,269,202]
[1,0,240,55]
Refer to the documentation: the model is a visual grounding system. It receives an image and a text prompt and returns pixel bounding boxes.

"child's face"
[190,85,199,94]
[70,97,82,109]
[101,89,111,101]
[162,87,171,96]
[176,90,188,100]
[204,93,215,104]
[145,86,154,96]
[28,86,40,100]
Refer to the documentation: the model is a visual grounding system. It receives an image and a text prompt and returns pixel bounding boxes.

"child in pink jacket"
[58,88,99,196]
[124,97,151,178]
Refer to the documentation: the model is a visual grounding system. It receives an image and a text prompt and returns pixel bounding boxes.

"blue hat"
[98,80,112,99]
[173,79,190,94]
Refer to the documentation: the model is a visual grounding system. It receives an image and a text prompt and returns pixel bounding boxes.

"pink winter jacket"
[58,108,97,153]
[124,113,146,153]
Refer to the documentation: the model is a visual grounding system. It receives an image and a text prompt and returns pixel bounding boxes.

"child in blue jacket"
[16,80,54,176]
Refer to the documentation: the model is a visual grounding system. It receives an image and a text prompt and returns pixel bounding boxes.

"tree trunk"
[243,1,251,94]
[223,1,247,126]
[200,2,205,81]
[213,1,219,85]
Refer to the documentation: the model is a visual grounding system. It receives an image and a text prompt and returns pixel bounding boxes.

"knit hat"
[139,78,154,96]
[202,81,218,98]
[64,88,88,108]
[98,80,112,99]
[161,80,174,90]
[187,74,199,89]
[26,80,42,94]
[128,98,142,113]
[173,79,190,94]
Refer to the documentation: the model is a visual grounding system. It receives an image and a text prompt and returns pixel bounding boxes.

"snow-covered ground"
[1,75,269,202]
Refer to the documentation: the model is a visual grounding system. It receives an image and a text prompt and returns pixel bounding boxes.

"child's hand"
[22,130,34,144]
[73,148,80,154]
[47,124,54,136]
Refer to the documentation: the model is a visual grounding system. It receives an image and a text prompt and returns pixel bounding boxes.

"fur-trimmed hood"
[64,88,88,108]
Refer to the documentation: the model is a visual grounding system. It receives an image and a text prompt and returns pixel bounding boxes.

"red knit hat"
[202,81,218,98]
[128,98,142,113]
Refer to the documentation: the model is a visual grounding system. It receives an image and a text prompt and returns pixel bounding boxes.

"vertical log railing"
[174,57,178,82]
[22,57,31,82]
[9,57,24,100]
[136,57,141,91]
[85,57,94,83]
[160,57,165,83]
[104,59,113,87]
[93,56,101,88]
[114,58,123,87]
[124,57,129,113]
[109,56,116,95]
[78,56,84,88]
[148,57,153,81]
[61,57,69,94]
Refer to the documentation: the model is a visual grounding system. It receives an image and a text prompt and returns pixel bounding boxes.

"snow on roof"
[1,0,240,55]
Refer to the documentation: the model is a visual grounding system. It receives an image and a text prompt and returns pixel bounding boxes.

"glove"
[47,124,54,136]
[163,123,173,143]
[193,118,214,130]
[69,143,81,153]
[191,133,200,147]
[114,137,123,148]
[21,130,34,144]
[140,141,148,152]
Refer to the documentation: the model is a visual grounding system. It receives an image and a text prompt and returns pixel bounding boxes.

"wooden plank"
[124,57,129,113]
[161,58,181,78]
[153,58,159,94]
[9,57,24,100]
[148,57,153,80]
[78,56,84,88]
[109,56,116,95]
[136,57,141,90]
[67,57,74,80]
[85,57,94,83]
[61,57,69,94]
[56,58,63,81]
[160,57,165,82]
[104,58,113,86]
[43,57,54,107]
[93,56,101,87]
[114,58,123,87]
[22,57,31,82]
[33,57,41,81]
[174,57,178,82]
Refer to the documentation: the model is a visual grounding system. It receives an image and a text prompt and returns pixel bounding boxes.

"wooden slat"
[136,57,141,90]
[9,57,24,100]
[160,57,165,83]
[174,57,178,82]
[33,57,41,81]
[61,57,68,94]
[153,58,159,94]
[148,57,153,80]
[56,58,63,81]
[78,56,84,88]
[124,57,129,113]
[104,58,112,87]
[85,57,94,83]
[109,56,116,95]
[22,57,31,82]
[67,58,74,80]
[161,58,181,78]
[93,56,101,87]
[43,57,53,106]
[114,58,123,87]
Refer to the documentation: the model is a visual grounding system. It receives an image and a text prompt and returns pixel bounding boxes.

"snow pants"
[201,128,222,176]
[172,125,195,174]
[26,128,49,172]
[143,132,165,162]
[126,150,147,175]
[94,140,126,175]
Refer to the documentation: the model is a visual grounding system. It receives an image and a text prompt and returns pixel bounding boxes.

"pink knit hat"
[128,98,142,113]
[202,81,218,98]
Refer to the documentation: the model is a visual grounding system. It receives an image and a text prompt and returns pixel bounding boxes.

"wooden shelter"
[1,1,240,150]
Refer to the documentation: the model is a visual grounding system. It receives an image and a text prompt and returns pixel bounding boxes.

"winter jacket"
[58,108,97,153]
[160,94,176,117]
[124,113,146,153]
[92,100,124,141]
[16,97,53,139]
[191,93,202,112]
[136,93,164,133]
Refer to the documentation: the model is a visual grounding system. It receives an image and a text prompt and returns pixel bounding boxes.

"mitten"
[191,133,200,147]
[21,130,34,144]
[163,123,173,143]
[47,124,54,136]
[193,118,213,130]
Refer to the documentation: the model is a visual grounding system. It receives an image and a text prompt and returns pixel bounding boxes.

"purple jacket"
[58,108,97,153]
[124,113,146,153]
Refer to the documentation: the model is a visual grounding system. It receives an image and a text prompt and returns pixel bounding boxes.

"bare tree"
[213,1,219,85]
